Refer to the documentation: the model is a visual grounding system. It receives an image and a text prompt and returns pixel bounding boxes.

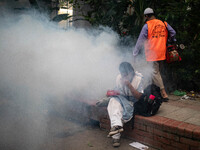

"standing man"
[133,8,176,102]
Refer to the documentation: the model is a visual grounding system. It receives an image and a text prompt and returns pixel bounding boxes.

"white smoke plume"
[0,9,153,150]
[0,12,125,101]
[0,9,154,113]
[0,10,129,150]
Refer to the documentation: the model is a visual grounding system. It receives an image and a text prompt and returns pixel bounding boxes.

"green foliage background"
[68,0,200,91]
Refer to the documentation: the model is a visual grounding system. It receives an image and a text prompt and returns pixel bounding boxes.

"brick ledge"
[65,99,200,150]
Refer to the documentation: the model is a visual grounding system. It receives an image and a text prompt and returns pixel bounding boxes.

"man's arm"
[133,24,148,56]
[127,82,142,99]
[122,79,142,99]
[167,23,176,42]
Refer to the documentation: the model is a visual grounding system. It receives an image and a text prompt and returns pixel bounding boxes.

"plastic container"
[148,94,155,104]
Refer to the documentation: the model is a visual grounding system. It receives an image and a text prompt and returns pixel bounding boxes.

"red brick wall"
[64,100,200,150]
[100,114,200,150]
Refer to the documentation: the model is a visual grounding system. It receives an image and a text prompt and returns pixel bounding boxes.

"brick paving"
[158,95,200,126]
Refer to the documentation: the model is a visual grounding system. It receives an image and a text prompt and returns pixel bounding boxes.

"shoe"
[109,126,123,136]
[112,138,120,147]
[162,97,169,102]
[107,134,111,138]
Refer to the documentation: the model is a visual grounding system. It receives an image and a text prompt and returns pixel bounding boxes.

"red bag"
[166,45,181,63]
[162,21,182,63]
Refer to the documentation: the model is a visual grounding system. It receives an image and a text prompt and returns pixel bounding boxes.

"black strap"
[162,21,168,33]
[162,21,169,44]
[163,21,176,46]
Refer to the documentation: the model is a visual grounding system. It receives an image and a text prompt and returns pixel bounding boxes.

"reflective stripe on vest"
[145,19,168,61]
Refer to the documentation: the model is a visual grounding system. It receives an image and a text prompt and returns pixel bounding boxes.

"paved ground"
[157,94,200,126]
[0,98,155,150]
[40,114,154,150]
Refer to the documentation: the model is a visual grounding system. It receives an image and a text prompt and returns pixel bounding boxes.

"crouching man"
[107,62,144,147]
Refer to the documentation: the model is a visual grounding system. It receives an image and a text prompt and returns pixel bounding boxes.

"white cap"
[144,8,154,15]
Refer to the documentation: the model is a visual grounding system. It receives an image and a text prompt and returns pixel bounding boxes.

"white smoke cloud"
[0,12,125,101]
[0,10,131,149]
[0,9,154,150]
[0,10,154,108]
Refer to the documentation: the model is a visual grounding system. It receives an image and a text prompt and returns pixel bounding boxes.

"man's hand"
[120,78,131,86]
[124,79,142,100]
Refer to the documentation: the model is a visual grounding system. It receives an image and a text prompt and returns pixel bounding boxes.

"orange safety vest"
[145,19,168,61]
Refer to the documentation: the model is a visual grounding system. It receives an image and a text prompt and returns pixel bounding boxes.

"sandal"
[162,97,169,102]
